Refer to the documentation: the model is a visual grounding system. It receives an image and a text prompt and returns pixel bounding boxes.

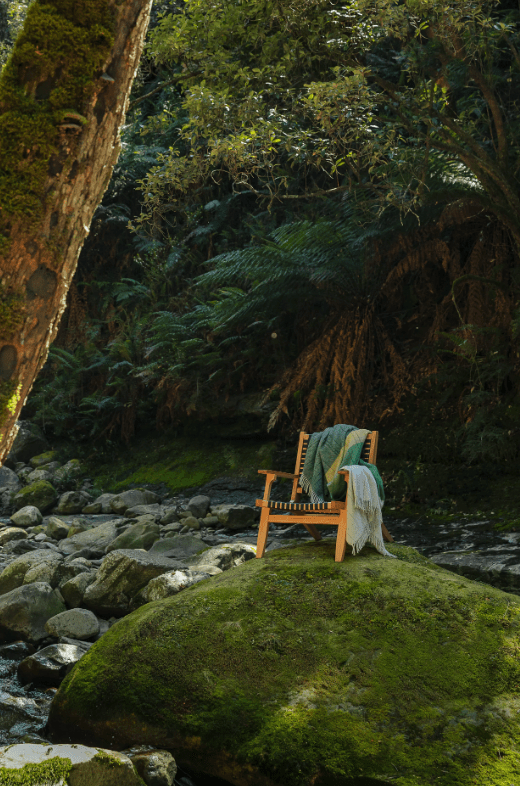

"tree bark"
[0,0,153,463]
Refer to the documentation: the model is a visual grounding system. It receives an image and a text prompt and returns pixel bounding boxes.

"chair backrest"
[294,429,379,479]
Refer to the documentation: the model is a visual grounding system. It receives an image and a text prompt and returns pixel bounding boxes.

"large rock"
[53,458,83,485]
[12,480,57,513]
[82,549,185,617]
[29,450,59,468]
[0,527,28,546]
[18,641,92,686]
[56,490,92,515]
[125,504,162,518]
[148,534,206,560]
[48,543,520,786]
[59,520,120,556]
[60,571,98,609]
[0,465,22,494]
[0,465,22,515]
[0,551,63,595]
[45,608,99,641]
[10,505,42,527]
[0,743,143,785]
[215,503,256,530]
[26,468,53,484]
[85,492,116,514]
[46,515,71,540]
[0,582,66,643]
[187,494,211,518]
[106,520,160,553]
[9,421,48,463]
[109,489,160,515]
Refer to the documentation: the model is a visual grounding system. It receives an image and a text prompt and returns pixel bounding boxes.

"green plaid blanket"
[300,424,384,503]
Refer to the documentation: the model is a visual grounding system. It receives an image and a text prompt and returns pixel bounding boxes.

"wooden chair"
[255,430,393,562]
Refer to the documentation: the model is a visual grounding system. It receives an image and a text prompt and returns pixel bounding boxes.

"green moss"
[12,479,57,512]
[0,0,114,245]
[85,435,278,493]
[50,542,520,786]
[0,756,72,785]
[0,284,25,341]
[0,379,21,435]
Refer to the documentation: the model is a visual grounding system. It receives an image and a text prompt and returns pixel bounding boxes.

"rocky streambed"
[0,426,519,784]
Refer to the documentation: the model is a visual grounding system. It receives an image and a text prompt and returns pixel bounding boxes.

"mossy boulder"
[29,450,59,469]
[12,479,57,513]
[47,542,520,786]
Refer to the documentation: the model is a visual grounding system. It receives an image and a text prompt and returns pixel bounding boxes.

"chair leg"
[256,508,270,558]
[335,510,348,562]
[382,522,394,542]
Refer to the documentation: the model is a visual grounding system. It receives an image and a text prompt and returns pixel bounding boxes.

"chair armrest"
[258,470,298,479]
[337,469,350,479]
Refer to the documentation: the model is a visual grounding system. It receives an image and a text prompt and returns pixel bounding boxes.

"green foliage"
[141,0,520,246]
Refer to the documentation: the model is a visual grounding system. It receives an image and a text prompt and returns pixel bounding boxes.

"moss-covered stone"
[48,542,520,786]
[12,479,57,513]
[29,450,59,469]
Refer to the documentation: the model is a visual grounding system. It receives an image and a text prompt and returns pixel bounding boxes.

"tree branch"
[129,70,202,109]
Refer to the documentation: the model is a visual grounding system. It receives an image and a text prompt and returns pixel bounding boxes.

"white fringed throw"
[341,465,396,558]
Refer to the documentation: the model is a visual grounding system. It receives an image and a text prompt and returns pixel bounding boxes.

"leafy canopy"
[141,0,520,243]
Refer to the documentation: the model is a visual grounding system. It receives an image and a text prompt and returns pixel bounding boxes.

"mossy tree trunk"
[0,0,153,463]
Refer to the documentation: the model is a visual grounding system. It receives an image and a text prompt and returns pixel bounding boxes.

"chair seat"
[265,500,334,511]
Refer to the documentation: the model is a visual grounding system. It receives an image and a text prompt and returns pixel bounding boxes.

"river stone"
[60,571,98,609]
[10,505,42,527]
[0,551,63,595]
[187,494,211,518]
[9,421,48,463]
[82,550,184,617]
[0,465,22,493]
[59,520,119,556]
[85,492,115,514]
[106,520,160,553]
[47,542,520,786]
[23,554,64,587]
[109,489,160,515]
[57,490,92,515]
[12,480,57,514]
[45,608,99,641]
[17,642,91,686]
[148,534,206,560]
[26,468,53,484]
[0,527,28,546]
[29,450,59,469]
[159,507,179,525]
[190,542,256,571]
[215,503,256,530]
[125,504,162,518]
[0,582,65,643]
[0,692,40,736]
[0,743,142,785]
[142,570,210,602]
[46,515,71,540]
[53,459,83,485]
[130,749,177,786]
